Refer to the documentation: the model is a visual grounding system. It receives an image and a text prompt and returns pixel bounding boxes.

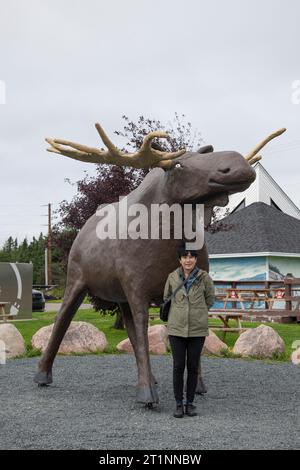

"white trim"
[257,163,300,214]
[256,162,260,202]
[229,163,300,218]
[209,252,300,259]
[266,256,269,278]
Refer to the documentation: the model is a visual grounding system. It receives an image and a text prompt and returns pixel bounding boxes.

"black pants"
[168,335,205,404]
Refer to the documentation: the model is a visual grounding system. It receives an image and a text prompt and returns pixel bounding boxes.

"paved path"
[0,355,299,450]
[45,302,92,312]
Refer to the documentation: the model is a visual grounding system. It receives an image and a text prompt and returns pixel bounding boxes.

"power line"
[262,141,300,154]
[0,201,62,206]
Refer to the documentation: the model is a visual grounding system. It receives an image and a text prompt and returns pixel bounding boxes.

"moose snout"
[208,151,256,188]
[217,166,231,175]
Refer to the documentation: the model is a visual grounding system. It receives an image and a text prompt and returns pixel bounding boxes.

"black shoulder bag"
[159,276,190,322]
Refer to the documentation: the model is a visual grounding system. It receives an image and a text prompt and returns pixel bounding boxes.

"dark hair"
[177,242,198,259]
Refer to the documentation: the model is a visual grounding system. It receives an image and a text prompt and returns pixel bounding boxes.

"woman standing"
[163,245,215,418]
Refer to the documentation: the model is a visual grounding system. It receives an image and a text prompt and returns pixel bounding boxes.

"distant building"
[206,202,300,281]
[206,163,300,281]
[226,162,300,220]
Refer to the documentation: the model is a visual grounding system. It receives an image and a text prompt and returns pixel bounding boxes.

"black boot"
[185,404,197,417]
[173,402,184,418]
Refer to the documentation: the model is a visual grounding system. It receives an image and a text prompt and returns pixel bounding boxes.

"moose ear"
[197,145,214,154]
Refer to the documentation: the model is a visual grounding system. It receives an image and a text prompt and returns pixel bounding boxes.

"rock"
[32,321,108,354]
[148,325,169,354]
[117,337,134,354]
[291,347,300,365]
[233,324,285,358]
[117,325,168,354]
[0,323,26,359]
[202,329,228,355]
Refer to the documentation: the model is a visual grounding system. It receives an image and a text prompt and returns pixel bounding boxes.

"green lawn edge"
[8,308,300,362]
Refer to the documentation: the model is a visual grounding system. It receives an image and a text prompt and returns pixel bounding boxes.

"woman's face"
[179,253,197,272]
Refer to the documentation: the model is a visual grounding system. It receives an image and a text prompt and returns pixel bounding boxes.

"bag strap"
[166,272,199,302]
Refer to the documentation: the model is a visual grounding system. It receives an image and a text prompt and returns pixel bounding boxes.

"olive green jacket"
[163,267,215,338]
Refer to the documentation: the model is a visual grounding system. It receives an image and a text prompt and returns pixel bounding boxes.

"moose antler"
[46,123,186,170]
[245,128,286,165]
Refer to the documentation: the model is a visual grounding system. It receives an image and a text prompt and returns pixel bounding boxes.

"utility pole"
[47,203,52,286]
[42,203,52,286]
[45,247,48,285]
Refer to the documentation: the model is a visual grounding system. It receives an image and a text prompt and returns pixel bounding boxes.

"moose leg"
[195,357,207,394]
[119,302,138,353]
[119,302,157,386]
[184,354,207,394]
[124,293,158,405]
[34,279,87,385]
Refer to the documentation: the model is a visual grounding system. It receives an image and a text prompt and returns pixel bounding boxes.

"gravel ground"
[0,355,299,450]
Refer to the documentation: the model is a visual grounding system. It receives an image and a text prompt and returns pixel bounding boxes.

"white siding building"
[226,163,300,219]
[206,161,300,288]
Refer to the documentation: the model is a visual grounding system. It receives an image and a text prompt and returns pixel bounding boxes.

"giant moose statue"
[34,123,286,405]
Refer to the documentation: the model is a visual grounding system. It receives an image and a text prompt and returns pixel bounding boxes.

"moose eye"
[175,163,183,169]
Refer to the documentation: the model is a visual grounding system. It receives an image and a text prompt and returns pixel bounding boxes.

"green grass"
[209,318,299,359]
[151,314,300,362]
[8,308,300,362]
[46,296,90,304]
[13,309,128,358]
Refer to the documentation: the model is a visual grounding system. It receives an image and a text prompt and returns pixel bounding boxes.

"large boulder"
[32,321,108,354]
[117,325,168,354]
[202,329,228,355]
[117,337,134,354]
[0,323,26,359]
[291,346,300,365]
[233,324,285,358]
[148,325,169,354]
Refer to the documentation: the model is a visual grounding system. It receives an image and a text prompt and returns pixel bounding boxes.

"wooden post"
[285,279,292,311]
[264,280,269,309]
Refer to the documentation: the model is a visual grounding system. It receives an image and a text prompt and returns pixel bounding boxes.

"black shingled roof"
[205,202,300,254]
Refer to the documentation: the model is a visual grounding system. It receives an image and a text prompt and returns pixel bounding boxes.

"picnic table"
[222,287,274,310]
[212,288,275,336]
[208,309,248,339]
[270,286,300,311]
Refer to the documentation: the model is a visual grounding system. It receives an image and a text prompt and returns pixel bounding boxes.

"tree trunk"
[113,309,125,329]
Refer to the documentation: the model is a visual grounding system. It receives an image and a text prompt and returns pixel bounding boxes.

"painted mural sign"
[209,256,267,282]
[209,255,300,309]
[269,256,300,280]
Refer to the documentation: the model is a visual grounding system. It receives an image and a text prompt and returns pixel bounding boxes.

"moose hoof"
[34,369,53,386]
[151,374,158,385]
[195,377,207,395]
[137,384,159,404]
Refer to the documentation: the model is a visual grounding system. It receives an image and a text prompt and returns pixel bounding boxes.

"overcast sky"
[0,0,299,246]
